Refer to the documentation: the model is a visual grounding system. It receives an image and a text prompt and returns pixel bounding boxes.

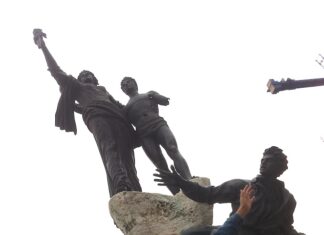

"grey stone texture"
[109,178,213,235]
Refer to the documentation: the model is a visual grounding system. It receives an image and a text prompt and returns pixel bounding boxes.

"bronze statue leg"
[141,136,180,194]
[156,125,192,179]
[88,118,134,196]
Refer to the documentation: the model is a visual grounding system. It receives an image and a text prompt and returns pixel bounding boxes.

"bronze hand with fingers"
[154,165,185,188]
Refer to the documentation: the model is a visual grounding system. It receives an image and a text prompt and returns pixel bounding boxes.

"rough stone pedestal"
[109,178,213,235]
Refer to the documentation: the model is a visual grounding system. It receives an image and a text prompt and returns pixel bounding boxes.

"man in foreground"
[154,146,305,235]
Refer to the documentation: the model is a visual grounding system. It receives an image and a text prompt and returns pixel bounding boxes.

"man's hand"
[33,28,47,49]
[153,165,185,188]
[149,91,170,106]
[155,95,170,106]
[236,184,255,218]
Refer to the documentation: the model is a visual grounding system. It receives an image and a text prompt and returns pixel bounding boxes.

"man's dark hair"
[121,76,138,90]
[263,146,288,174]
[77,70,98,85]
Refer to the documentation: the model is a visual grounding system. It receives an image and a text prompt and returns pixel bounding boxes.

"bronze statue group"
[33,29,305,235]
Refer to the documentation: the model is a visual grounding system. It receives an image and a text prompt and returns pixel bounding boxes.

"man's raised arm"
[33,29,68,85]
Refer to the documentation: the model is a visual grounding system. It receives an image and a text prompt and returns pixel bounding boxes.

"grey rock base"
[109,178,213,235]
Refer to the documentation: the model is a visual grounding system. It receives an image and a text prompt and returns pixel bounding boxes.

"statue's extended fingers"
[153,173,174,182]
[156,170,174,178]
[154,178,165,182]
[156,168,172,174]
[153,173,162,177]
[157,183,168,186]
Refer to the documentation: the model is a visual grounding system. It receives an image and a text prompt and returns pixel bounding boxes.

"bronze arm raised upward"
[267,77,324,94]
[33,28,68,85]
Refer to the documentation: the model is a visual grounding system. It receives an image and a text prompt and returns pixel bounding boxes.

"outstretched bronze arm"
[148,91,170,106]
[33,29,68,85]
[154,166,214,203]
[267,78,324,94]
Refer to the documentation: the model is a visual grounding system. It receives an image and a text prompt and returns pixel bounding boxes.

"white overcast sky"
[1,1,323,234]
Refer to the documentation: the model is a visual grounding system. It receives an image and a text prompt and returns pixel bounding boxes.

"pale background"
[0,1,323,234]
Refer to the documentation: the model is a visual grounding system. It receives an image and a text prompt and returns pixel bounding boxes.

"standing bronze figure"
[121,77,192,194]
[33,29,141,197]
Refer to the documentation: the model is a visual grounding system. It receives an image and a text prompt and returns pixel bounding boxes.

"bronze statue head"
[121,77,138,95]
[260,146,288,178]
[78,70,98,85]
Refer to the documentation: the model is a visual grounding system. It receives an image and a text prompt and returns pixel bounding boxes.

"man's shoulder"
[56,73,80,89]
